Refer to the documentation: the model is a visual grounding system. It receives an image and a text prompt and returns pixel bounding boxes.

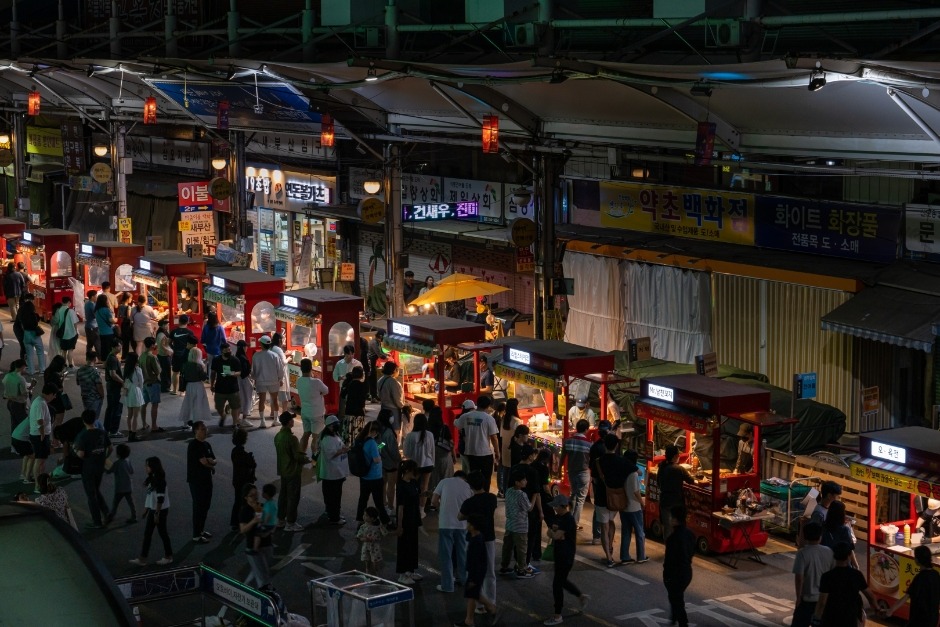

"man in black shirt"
[510,444,543,572]
[402,270,420,305]
[74,410,112,528]
[663,505,697,627]
[169,315,197,395]
[103,339,124,438]
[459,471,499,608]
[595,433,629,567]
[657,444,694,540]
[210,343,242,428]
[187,421,217,543]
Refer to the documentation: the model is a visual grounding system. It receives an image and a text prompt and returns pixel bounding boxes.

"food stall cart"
[274,288,363,415]
[16,228,80,320]
[204,269,285,355]
[76,241,144,298]
[0,218,25,306]
[850,427,940,620]
[635,374,796,556]
[493,340,618,493]
[132,252,207,329]
[383,315,487,437]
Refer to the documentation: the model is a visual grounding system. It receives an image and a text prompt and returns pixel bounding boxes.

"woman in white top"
[318,416,350,524]
[403,412,435,516]
[270,332,291,405]
[123,353,145,441]
[130,456,173,566]
[496,399,521,498]
[178,348,211,426]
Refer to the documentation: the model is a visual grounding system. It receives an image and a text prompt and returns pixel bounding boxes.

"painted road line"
[271,543,311,571]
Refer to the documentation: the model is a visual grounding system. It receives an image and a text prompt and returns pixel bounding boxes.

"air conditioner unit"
[706,20,741,48]
[508,23,538,47]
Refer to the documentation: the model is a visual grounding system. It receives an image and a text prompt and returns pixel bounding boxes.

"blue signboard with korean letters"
[755,196,900,263]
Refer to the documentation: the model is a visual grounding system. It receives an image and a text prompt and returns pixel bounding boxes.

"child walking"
[255,483,278,551]
[357,506,387,574]
[455,515,502,627]
[106,443,137,524]
[500,469,535,579]
[123,353,145,441]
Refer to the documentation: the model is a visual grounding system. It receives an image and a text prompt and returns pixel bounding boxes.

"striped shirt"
[504,487,530,533]
[563,433,593,474]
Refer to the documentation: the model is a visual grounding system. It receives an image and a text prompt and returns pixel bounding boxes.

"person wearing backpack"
[354,420,393,529]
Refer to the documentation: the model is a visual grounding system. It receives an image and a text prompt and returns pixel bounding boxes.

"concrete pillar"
[12,113,27,221]
[228,0,241,57]
[540,155,558,335]
[56,0,67,59]
[231,130,248,247]
[302,0,314,62]
[384,143,402,316]
[110,0,121,58]
[385,0,399,59]
[113,123,127,219]
[165,0,177,57]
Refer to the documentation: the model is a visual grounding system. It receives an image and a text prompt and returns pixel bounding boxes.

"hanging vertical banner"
[298,235,313,289]
[694,121,716,166]
[117,218,133,244]
[178,181,217,254]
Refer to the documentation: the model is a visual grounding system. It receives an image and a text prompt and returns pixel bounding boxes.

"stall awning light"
[508,348,530,365]
[320,113,335,148]
[482,115,499,154]
[282,295,299,309]
[27,91,40,116]
[132,270,167,288]
[647,383,674,403]
[391,321,411,337]
[139,260,151,271]
[143,97,158,124]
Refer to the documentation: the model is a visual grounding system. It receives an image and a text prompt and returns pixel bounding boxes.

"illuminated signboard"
[282,295,299,308]
[647,383,675,403]
[22,232,32,242]
[140,260,151,271]
[391,322,411,337]
[871,440,906,465]
[212,276,226,289]
[403,201,479,222]
[508,348,531,365]
[80,244,94,254]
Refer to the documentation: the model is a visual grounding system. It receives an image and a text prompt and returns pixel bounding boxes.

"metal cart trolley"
[759,476,819,535]
[309,571,414,627]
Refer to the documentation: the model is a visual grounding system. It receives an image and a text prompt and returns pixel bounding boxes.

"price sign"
[118,217,132,243]
[178,221,191,231]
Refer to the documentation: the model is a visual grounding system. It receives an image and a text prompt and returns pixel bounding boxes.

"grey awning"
[821,286,940,353]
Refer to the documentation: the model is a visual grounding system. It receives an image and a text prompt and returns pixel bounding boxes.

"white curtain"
[623,262,712,364]
[563,252,625,351]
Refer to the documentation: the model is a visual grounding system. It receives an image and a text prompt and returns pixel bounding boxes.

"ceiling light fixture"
[363,179,381,195]
[0,132,9,144]
[365,65,378,82]
[808,70,826,92]
[211,157,227,170]
[94,144,109,157]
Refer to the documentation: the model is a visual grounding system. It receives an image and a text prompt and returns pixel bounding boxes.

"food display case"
[850,427,940,620]
[383,316,487,439]
[493,340,621,492]
[274,288,363,415]
[635,374,794,555]
[16,229,80,320]
[132,252,207,330]
[76,241,144,298]
[0,218,25,306]
[203,269,285,356]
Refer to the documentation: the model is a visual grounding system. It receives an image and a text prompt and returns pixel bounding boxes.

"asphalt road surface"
[0,329,899,627]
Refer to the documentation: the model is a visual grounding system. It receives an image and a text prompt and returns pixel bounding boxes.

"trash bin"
[309,571,414,627]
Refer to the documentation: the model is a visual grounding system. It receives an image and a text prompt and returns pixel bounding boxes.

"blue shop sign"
[755,196,900,263]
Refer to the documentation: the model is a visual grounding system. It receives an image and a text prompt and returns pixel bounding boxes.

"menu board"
[61,120,85,176]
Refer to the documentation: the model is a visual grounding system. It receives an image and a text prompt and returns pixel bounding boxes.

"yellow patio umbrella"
[409,273,509,306]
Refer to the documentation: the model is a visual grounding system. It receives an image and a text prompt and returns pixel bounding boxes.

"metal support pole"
[386,0,400,58]
[56,0,67,59]
[541,154,556,336]
[10,0,20,57]
[302,0,315,62]
[228,0,241,57]
[113,123,127,219]
[533,155,544,339]
[165,0,178,57]
[110,0,121,58]
[12,113,26,221]
[384,143,403,317]
[231,130,247,250]
[537,0,554,57]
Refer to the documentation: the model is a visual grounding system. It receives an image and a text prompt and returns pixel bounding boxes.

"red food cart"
[636,374,795,556]
[493,339,620,493]
[852,427,940,621]
[274,288,363,415]
[203,269,285,355]
[76,241,145,298]
[0,218,25,306]
[132,252,207,330]
[383,315,488,440]
[16,228,80,320]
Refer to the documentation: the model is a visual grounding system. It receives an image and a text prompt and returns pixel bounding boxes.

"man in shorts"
[594,433,629,567]
[139,337,163,432]
[210,343,242,428]
[251,335,284,428]
[297,358,329,458]
[169,315,197,395]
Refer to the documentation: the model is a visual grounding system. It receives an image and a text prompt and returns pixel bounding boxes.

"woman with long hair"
[427,406,455,494]
[270,332,291,408]
[376,408,401,515]
[395,459,423,585]
[130,456,173,566]
[820,500,859,569]
[178,348,210,426]
[94,293,116,347]
[403,412,435,515]
[34,472,77,529]
[234,340,254,427]
[122,352,145,441]
[230,427,257,530]
[341,366,369,442]
[496,400,520,498]
[116,292,133,357]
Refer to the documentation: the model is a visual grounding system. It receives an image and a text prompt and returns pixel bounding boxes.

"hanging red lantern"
[27,91,40,116]
[143,97,158,124]
[216,100,230,130]
[482,115,499,154]
[320,113,335,148]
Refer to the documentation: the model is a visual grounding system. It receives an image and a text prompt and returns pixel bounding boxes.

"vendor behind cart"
[658,445,695,540]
